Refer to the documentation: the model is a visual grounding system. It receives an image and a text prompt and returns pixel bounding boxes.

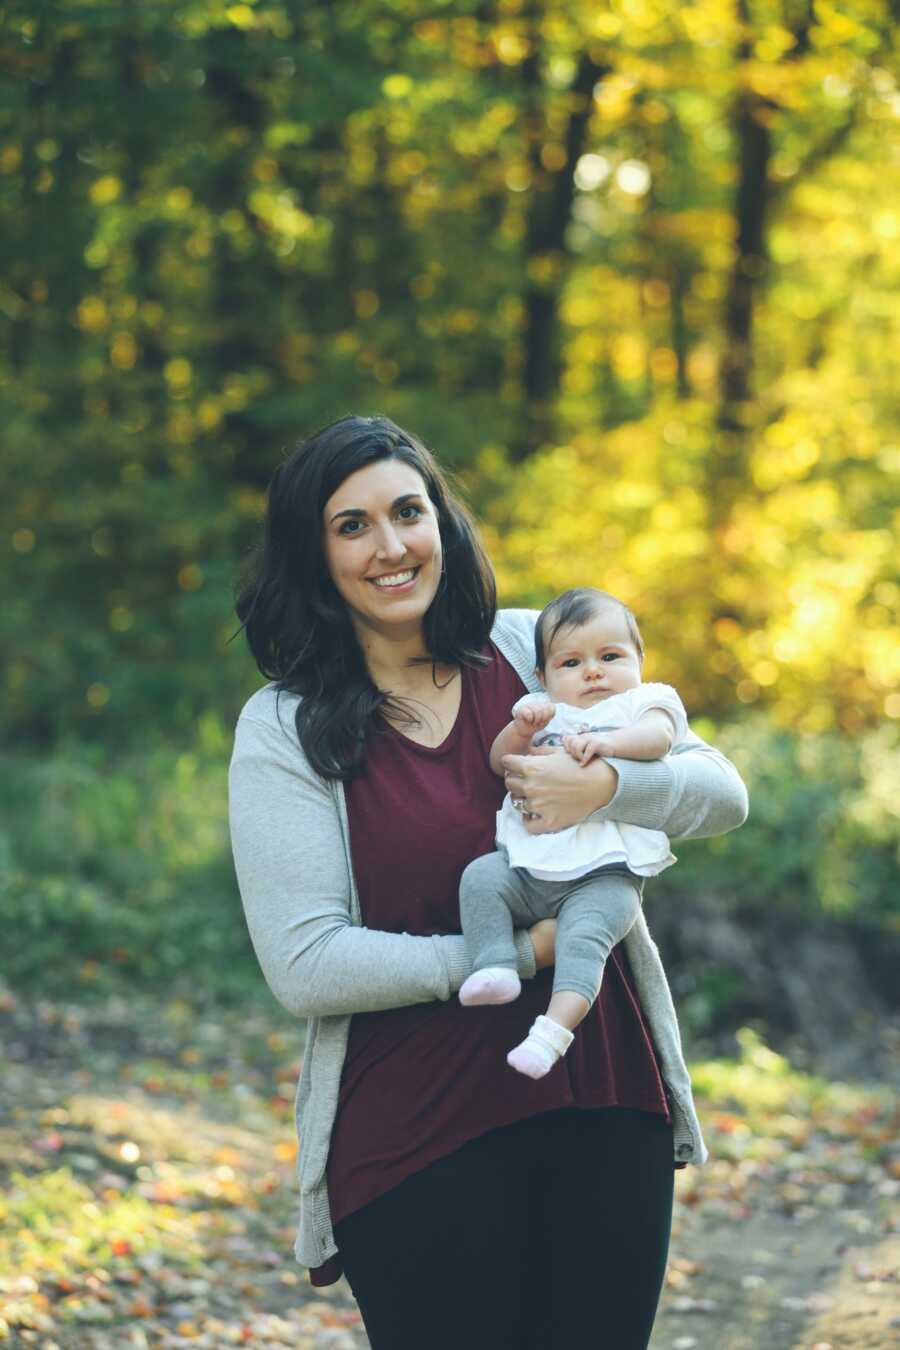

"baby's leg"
[507,871,642,1079]
[551,870,642,1017]
[458,851,542,1006]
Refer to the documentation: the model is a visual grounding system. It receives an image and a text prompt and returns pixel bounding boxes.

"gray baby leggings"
[459,849,642,1006]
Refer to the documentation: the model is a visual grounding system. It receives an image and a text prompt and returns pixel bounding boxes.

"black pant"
[334,1105,675,1350]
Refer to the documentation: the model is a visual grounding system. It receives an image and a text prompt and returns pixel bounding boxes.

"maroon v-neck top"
[311,643,670,1286]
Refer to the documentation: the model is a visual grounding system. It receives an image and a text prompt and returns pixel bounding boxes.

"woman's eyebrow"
[329,493,422,525]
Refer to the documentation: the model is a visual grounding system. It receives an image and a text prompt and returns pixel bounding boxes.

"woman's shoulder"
[492,607,539,640]
[490,608,541,691]
[237,682,298,726]
[234,684,307,761]
[231,684,335,791]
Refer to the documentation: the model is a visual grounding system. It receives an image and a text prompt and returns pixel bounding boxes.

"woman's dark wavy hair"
[234,414,497,780]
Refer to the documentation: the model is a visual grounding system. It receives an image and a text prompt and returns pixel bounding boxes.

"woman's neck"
[354,621,443,693]
[352,619,462,746]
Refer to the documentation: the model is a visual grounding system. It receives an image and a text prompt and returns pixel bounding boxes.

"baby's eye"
[601,653,620,662]
[562,658,580,668]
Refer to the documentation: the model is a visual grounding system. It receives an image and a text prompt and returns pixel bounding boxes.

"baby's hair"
[534,587,644,671]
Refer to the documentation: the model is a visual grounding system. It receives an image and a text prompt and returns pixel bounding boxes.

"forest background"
[2,0,899,1066]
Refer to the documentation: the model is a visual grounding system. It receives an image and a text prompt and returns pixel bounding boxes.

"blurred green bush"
[657,714,900,926]
[0,713,255,1004]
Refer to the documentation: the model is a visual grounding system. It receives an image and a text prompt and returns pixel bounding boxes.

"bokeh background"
[3,0,898,1052]
[3,6,900,1346]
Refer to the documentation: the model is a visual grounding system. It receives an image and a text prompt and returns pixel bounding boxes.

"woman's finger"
[500,752,529,775]
[501,752,530,795]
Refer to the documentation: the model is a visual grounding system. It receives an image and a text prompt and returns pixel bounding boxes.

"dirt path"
[654,1195,899,1348]
[1,990,896,1349]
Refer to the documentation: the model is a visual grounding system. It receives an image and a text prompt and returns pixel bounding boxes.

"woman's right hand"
[528,918,557,971]
[502,747,618,834]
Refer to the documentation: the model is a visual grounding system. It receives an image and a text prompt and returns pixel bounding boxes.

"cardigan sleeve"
[588,738,748,839]
[228,710,536,1020]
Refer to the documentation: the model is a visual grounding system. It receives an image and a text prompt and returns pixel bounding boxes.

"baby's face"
[540,607,642,709]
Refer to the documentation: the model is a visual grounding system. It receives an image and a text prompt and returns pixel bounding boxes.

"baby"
[458,586,689,1078]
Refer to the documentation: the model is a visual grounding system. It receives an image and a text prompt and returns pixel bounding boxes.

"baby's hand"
[562,731,609,766]
[512,693,555,735]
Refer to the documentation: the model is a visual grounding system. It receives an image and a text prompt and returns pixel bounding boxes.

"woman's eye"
[338,519,364,535]
[398,504,422,521]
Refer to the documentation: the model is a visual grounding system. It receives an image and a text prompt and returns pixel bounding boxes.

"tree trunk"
[514,16,608,460]
[714,0,771,516]
[670,263,691,400]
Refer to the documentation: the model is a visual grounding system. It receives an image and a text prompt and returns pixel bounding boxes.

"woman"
[228,414,748,1349]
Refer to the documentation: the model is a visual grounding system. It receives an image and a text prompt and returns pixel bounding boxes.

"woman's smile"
[368,566,420,591]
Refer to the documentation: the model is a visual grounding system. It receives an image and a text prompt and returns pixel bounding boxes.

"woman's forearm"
[240,917,537,1020]
[590,740,749,839]
[503,736,748,840]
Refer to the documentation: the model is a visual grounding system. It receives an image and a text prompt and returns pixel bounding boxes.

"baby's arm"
[563,709,677,767]
[489,694,556,776]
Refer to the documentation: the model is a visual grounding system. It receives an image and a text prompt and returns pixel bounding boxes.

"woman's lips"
[368,567,419,591]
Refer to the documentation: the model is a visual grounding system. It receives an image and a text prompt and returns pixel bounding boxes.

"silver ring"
[512,797,527,813]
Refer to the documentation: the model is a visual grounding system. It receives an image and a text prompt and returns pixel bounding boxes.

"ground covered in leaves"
[0,987,897,1350]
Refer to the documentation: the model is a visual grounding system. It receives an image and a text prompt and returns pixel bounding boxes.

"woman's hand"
[528,918,557,970]
[502,746,618,835]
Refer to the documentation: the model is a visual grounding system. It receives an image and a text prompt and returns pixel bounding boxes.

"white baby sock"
[459,967,522,1006]
[507,1014,574,1079]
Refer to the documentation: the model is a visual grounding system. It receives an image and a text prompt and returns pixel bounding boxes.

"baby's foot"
[459,968,522,1006]
[507,1014,574,1079]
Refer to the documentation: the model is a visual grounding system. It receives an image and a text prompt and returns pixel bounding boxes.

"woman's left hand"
[502,746,618,834]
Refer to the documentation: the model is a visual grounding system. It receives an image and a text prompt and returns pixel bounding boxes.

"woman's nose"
[374,524,405,561]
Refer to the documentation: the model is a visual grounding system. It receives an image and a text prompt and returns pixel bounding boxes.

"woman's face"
[322,458,443,642]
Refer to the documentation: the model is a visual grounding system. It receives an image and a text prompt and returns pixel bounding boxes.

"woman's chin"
[354,583,440,637]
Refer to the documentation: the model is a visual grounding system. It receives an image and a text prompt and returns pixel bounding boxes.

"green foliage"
[653,715,900,927]
[2,0,899,746]
[0,1,896,1033]
[0,728,258,1002]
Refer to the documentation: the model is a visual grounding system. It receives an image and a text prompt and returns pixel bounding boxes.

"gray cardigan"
[228,609,749,1271]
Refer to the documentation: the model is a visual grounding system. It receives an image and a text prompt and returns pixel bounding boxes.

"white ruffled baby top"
[496,682,689,881]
